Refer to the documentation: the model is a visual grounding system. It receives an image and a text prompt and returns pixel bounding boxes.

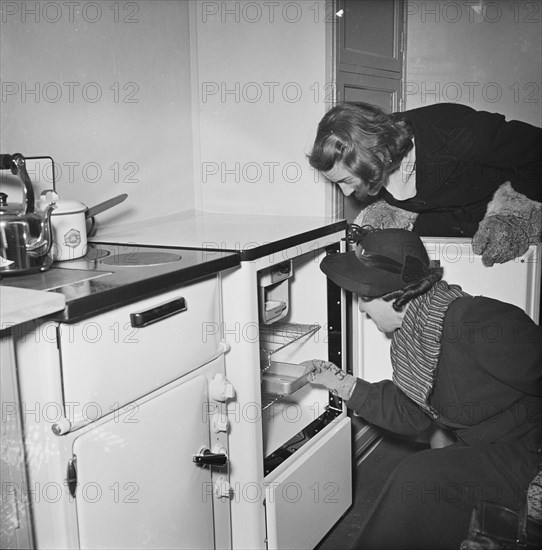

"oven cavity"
[257,246,343,476]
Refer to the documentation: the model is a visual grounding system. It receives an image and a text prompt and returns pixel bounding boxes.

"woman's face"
[321,163,362,197]
[358,297,404,334]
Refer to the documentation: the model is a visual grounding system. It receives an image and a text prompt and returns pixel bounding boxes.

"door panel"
[332,0,405,223]
[336,72,401,223]
[338,72,400,111]
[72,373,216,549]
[337,0,404,74]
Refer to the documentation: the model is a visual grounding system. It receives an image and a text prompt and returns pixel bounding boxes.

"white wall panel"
[192,0,332,216]
[405,0,541,126]
[0,1,195,224]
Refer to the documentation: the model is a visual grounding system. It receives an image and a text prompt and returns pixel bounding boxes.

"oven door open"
[264,417,351,550]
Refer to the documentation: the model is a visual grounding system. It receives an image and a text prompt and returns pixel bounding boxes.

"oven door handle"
[130,297,187,328]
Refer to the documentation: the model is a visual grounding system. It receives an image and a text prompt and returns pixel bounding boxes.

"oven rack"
[259,323,321,411]
[259,322,320,365]
[261,393,283,411]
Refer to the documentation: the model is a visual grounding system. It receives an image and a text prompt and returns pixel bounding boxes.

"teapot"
[0,153,55,275]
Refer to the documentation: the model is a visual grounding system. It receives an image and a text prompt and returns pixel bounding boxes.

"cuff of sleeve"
[345,378,373,412]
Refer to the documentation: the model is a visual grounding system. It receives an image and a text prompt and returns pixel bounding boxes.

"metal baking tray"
[261,361,309,395]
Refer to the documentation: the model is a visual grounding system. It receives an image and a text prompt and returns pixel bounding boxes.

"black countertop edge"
[234,221,347,261]
[100,220,347,262]
[50,254,240,324]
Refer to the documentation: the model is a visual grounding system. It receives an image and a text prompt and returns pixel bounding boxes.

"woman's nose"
[338,182,355,196]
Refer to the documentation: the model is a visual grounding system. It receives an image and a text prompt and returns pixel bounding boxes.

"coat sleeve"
[472,109,542,203]
[346,378,433,435]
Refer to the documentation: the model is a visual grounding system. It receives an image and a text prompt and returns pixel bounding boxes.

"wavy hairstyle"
[359,267,444,312]
[308,102,414,198]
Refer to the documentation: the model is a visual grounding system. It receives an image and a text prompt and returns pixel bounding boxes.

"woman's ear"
[378,148,393,166]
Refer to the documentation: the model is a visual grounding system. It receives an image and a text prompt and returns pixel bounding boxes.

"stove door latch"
[193,447,228,468]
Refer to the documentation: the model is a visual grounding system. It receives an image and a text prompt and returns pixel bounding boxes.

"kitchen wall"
[2,1,539,228]
[405,0,541,126]
[190,0,332,216]
[0,0,333,225]
[0,0,195,224]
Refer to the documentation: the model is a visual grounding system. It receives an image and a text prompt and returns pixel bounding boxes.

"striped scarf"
[391,281,469,419]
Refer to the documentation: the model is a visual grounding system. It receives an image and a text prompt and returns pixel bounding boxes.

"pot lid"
[39,190,87,214]
[0,192,24,215]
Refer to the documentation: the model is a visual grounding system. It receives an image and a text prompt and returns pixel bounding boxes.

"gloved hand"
[354,199,418,231]
[473,182,542,267]
[302,359,356,401]
[472,214,531,266]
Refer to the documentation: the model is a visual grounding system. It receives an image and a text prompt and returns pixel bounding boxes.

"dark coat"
[348,295,542,447]
[348,294,542,549]
[381,103,542,237]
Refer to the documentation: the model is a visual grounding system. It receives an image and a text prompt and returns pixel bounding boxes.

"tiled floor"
[316,434,429,550]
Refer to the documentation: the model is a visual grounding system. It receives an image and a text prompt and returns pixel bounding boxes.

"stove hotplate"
[1,242,239,323]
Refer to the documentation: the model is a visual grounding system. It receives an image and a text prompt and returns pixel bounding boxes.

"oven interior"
[257,246,343,476]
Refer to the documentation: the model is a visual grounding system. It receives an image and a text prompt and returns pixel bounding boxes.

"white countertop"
[92,210,346,255]
[0,286,66,328]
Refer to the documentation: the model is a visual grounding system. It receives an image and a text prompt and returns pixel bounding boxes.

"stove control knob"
[214,476,232,499]
[212,413,229,433]
[212,444,228,456]
[209,373,235,402]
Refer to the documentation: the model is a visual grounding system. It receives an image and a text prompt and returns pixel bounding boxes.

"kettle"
[0,153,55,275]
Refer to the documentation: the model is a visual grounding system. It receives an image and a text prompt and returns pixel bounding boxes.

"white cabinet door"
[264,418,352,550]
[353,241,540,382]
[71,365,224,549]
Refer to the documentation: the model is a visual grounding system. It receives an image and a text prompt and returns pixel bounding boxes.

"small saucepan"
[38,191,127,262]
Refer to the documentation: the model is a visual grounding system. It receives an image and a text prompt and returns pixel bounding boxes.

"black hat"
[320,228,430,297]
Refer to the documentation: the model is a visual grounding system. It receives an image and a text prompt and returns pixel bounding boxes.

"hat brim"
[320,251,407,297]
